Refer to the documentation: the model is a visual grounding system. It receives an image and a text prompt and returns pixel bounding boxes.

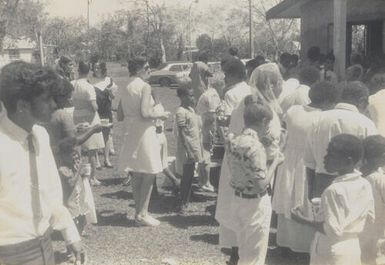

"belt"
[235,189,268,199]
[0,228,53,254]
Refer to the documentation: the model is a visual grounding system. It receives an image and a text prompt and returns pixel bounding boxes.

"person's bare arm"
[58,124,105,151]
[307,167,316,200]
[117,100,124,122]
[291,207,325,233]
[141,84,169,120]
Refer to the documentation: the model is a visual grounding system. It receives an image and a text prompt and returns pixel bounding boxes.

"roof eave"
[266,0,305,20]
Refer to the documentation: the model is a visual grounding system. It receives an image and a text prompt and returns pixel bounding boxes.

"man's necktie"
[27,134,43,231]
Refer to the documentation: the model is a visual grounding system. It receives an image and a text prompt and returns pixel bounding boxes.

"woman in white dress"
[72,62,105,186]
[273,81,339,253]
[117,57,170,227]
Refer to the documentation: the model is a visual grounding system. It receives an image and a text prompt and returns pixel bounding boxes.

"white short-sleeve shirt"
[304,103,378,174]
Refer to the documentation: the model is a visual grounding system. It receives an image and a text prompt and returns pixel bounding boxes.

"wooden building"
[0,37,36,69]
[266,0,385,79]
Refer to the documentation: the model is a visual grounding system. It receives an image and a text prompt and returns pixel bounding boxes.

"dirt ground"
[53,63,310,265]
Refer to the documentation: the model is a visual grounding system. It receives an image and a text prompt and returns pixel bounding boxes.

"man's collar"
[333,169,362,184]
[1,115,31,143]
[335,103,359,113]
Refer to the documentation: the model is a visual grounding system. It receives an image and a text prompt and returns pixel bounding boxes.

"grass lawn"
[54,63,309,265]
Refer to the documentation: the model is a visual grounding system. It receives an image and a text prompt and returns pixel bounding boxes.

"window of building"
[8,50,20,61]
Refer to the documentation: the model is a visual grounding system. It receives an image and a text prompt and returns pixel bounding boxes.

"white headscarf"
[248,63,283,116]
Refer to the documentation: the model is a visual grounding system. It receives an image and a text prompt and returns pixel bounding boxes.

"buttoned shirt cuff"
[61,221,81,245]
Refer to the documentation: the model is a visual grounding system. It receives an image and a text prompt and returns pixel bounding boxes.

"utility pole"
[188,0,198,62]
[145,0,150,55]
[249,0,254,58]
[87,0,91,30]
[38,31,44,66]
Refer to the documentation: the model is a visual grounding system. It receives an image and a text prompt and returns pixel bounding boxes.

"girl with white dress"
[72,62,105,186]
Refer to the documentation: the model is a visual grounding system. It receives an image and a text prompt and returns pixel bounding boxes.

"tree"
[0,0,20,50]
[193,0,299,61]
[196,33,212,52]
[43,17,87,57]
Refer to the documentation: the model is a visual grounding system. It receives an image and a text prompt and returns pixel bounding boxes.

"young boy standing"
[292,134,374,265]
[196,78,222,192]
[225,100,274,265]
[175,84,204,213]
[360,135,385,265]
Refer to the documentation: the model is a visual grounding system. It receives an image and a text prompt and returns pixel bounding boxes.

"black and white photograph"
[0,0,385,264]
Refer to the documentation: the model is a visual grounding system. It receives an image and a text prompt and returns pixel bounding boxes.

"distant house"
[266,0,385,79]
[0,37,36,68]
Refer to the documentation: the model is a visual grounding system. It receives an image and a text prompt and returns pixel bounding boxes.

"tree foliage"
[0,0,299,66]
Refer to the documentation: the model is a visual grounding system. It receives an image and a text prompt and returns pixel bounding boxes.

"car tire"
[159,77,171,87]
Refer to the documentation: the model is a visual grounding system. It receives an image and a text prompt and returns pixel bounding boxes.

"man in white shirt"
[367,72,385,136]
[189,52,213,101]
[304,81,378,199]
[216,58,252,265]
[222,58,252,117]
[0,61,83,265]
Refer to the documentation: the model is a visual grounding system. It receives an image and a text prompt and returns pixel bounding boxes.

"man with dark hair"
[56,55,74,81]
[189,51,213,101]
[304,81,378,199]
[222,57,251,117]
[320,52,338,84]
[245,56,266,82]
[228,47,239,58]
[279,52,292,80]
[0,61,83,265]
[307,46,321,67]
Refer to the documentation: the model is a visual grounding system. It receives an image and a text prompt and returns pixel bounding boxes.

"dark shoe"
[176,204,188,215]
[104,162,113,168]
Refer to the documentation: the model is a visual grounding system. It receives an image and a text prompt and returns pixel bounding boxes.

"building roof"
[266,0,309,19]
[2,37,36,50]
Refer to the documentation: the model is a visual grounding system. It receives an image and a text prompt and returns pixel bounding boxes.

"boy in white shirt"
[360,135,385,265]
[292,134,374,265]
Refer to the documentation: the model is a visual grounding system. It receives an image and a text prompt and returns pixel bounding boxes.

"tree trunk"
[160,35,166,63]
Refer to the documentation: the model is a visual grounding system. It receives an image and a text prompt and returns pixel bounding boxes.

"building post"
[38,32,44,66]
[249,0,254,58]
[333,0,347,81]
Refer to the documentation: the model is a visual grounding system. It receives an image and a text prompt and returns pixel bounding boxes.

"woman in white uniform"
[273,81,339,253]
[117,57,170,227]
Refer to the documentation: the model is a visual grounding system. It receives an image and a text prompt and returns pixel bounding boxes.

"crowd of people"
[0,45,385,265]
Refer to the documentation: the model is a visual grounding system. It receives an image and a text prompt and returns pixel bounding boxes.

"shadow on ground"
[96,210,137,227]
[158,214,217,229]
[101,190,133,200]
[98,177,127,186]
[190,233,219,245]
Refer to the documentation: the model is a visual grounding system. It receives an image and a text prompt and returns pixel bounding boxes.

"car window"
[169,65,182,72]
[182,64,191,71]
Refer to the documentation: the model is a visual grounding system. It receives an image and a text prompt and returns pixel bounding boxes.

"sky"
[44,0,230,26]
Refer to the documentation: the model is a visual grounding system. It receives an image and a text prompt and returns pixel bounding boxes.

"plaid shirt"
[226,128,267,195]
